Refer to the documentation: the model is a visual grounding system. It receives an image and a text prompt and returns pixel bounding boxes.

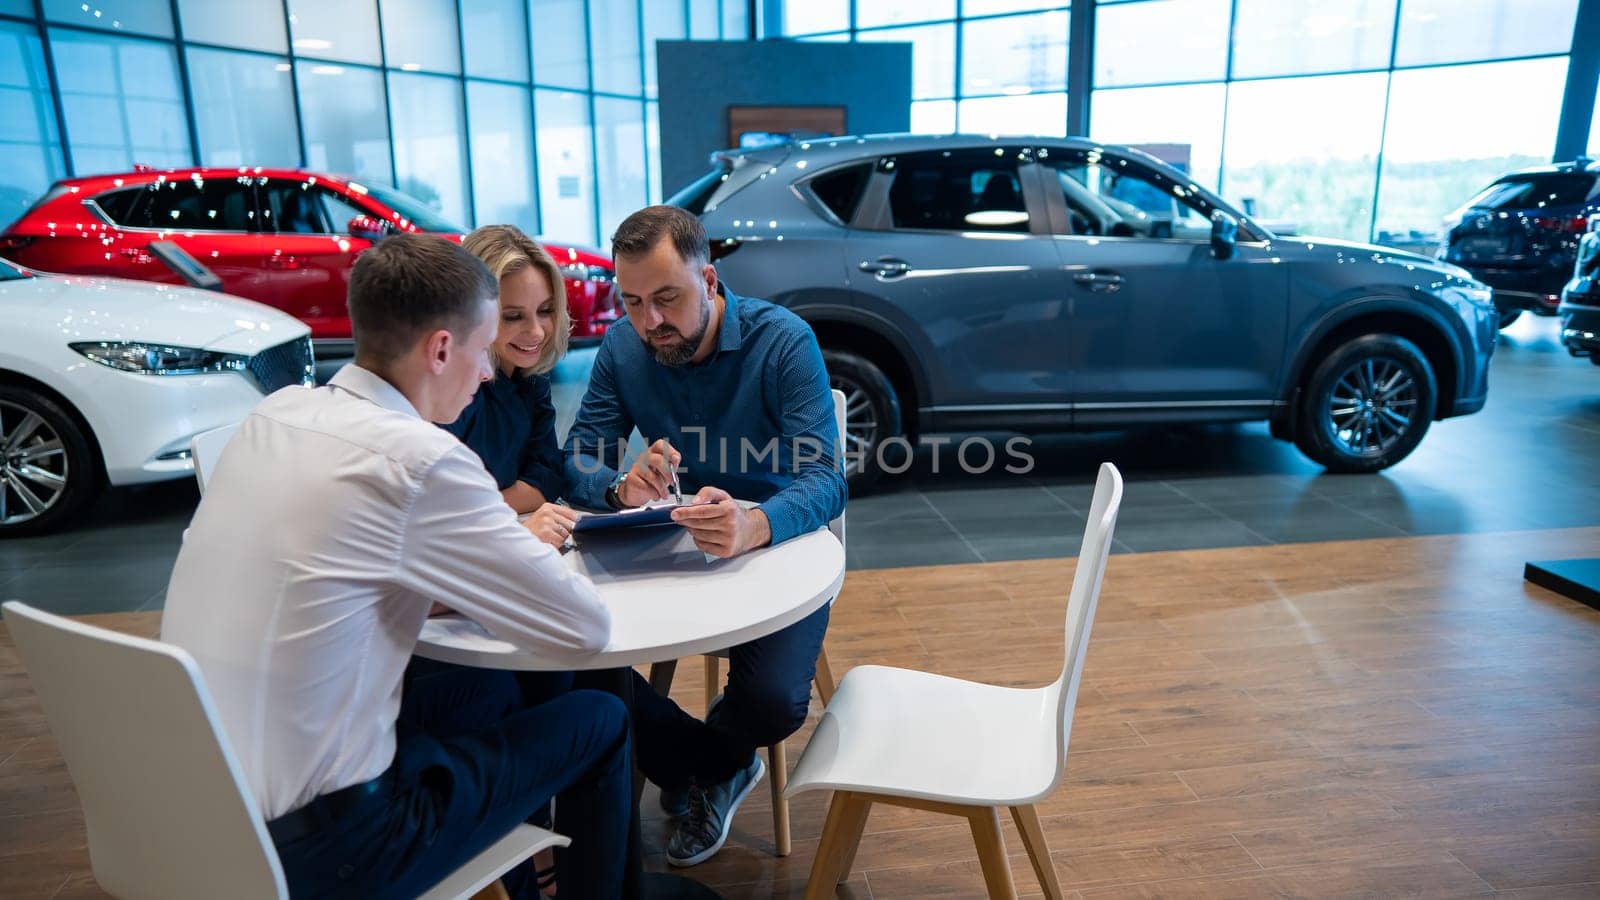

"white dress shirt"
[161,364,608,820]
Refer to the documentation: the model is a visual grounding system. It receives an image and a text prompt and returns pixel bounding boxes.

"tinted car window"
[92,188,144,224]
[807,164,871,224]
[317,190,373,233]
[259,180,331,234]
[887,150,1029,233]
[112,179,258,231]
[1049,151,1214,240]
[1465,172,1597,210]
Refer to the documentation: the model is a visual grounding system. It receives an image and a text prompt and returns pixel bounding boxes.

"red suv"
[0,167,621,357]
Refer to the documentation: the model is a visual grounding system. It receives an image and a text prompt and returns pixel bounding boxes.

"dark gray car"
[670,135,1497,487]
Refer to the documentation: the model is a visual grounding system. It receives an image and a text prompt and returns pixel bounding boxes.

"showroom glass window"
[42,0,172,37]
[1090,83,1226,192]
[1375,56,1570,248]
[885,149,1030,233]
[380,0,462,75]
[643,2,685,98]
[1046,148,1215,239]
[49,30,191,175]
[0,21,64,231]
[588,0,640,96]
[176,0,289,54]
[1222,73,1388,240]
[530,0,589,89]
[467,81,539,230]
[595,96,647,239]
[857,23,955,102]
[285,0,383,65]
[1094,0,1229,88]
[535,89,596,244]
[388,71,471,228]
[461,0,530,82]
[297,63,394,186]
[187,49,300,168]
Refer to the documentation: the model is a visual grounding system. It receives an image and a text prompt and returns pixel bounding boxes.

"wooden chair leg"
[813,646,836,705]
[768,741,791,856]
[967,806,1018,900]
[702,655,720,713]
[803,790,872,900]
[648,659,677,697]
[469,880,511,900]
[1010,804,1064,900]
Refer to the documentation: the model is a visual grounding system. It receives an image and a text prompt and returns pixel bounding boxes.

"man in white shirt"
[161,233,626,900]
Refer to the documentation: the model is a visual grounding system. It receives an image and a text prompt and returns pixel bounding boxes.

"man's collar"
[328,364,423,419]
[714,285,744,355]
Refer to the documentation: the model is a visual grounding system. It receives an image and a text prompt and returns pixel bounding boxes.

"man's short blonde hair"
[461,225,570,375]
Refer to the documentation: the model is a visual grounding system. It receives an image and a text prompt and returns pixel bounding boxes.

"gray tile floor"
[4,316,1598,616]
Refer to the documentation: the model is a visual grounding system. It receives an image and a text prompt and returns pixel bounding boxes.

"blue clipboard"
[571,502,689,533]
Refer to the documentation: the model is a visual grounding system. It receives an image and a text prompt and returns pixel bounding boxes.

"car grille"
[246,337,315,394]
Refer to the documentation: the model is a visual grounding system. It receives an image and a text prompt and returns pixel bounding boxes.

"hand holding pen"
[617,437,683,508]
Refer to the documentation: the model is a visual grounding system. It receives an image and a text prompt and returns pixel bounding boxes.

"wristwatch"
[604,470,630,510]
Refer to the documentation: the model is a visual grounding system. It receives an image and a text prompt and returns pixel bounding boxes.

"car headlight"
[70,341,249,376]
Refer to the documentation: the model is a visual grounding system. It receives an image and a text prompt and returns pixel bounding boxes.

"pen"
[664,439,683,504]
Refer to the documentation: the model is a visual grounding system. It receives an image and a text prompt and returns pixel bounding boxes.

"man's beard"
[647,290,713,367]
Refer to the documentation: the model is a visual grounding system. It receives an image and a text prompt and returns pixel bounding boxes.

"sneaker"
[658,694,724,818]
[665,753,765,867]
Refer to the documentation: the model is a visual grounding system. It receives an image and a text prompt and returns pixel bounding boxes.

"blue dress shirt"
[563,287,846,546]
[444,371,564,502]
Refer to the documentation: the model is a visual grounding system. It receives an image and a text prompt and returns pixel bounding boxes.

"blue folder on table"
[572,501,690,533]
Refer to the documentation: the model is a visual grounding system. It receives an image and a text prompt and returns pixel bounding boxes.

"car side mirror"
[348,215,389,242]
[1210,210,1239,261]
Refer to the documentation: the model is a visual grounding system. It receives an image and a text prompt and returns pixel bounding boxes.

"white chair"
[652,388,847,857]
[1,601,567,900]
[785,462,1124,900]
[189,422,238,494]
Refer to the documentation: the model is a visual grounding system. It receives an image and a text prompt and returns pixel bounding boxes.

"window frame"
[1038,145,1268,244]
[793,160,875,228]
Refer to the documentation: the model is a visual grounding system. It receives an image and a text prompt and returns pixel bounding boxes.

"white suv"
[0,259,312,535]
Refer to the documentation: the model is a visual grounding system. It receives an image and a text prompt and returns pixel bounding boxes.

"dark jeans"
[633,603,831,789]
[269,662,629,900]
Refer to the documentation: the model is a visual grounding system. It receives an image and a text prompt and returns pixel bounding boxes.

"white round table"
[415,524,845,670]
[412,522,845,900]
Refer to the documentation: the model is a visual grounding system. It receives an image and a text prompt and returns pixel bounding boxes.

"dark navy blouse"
[443,371,565,501]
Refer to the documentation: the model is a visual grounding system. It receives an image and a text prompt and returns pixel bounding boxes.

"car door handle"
[119,247,153,264]
[1073,270,1125,292]
[265,254,299,270]
[858,257,911,279]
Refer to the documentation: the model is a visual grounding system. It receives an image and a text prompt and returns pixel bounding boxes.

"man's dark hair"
[347,232,497,365]
[611,205,709,267]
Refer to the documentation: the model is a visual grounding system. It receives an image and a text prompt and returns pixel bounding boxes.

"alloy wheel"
[829,374,880,479]
[1325,358,1419,456]
[0,399,70,526]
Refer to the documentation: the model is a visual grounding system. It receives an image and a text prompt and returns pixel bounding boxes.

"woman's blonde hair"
[461,224,570,376]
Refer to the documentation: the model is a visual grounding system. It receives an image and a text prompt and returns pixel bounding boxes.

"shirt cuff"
[566,458,620,510]
[757,497,799,546]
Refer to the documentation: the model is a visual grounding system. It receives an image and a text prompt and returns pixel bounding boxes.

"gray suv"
[670,135,1497,487]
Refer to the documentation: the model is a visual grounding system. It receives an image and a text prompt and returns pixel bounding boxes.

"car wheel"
[1294,334,1436,474]
[1497,308,1522,329]
[0,386,100,536]
[822,349,902,493]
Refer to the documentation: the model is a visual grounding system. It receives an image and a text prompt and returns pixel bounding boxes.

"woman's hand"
[523,502,580,549]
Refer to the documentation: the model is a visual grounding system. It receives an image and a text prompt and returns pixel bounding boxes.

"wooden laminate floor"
[3,528,1599,899]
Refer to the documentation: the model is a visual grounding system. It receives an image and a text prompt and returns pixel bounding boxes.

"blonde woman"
[447,225,579,545]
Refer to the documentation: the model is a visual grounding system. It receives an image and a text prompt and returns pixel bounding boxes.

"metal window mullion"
[637,0,651,201]
[374,0,400,186]
[582,0,603,246]
[279,0,310,167]
[30,0,75,177]
[1366,0,1404,245]
[951,3,963,130]
[167,0,203,165]
[1213,0,1239,196]
[456,0,477,228]
[1066,0,1094,138]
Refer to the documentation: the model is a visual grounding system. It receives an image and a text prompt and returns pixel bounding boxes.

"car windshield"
[1464,172,1597,211]
[356,183,464,233]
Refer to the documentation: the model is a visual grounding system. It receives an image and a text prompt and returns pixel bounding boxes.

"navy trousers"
[631,602,831,789]
[269,663,630,900]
